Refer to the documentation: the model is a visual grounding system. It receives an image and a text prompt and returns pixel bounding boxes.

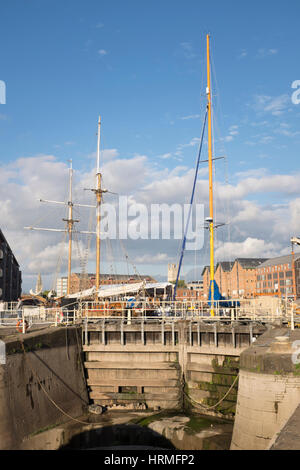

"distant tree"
[171,280,187,288]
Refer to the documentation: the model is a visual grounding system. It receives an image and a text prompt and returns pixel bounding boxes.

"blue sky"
[1,0,300,290]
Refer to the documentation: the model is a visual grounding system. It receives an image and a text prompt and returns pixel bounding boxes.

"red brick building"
[255,254,300,298]
[202,258,267,300]
[176,281,204,301]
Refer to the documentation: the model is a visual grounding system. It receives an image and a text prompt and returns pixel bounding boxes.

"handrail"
[0,298,298,331]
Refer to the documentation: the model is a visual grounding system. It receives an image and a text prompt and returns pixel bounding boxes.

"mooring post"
[232,326,236,348]
[172,321,175,346]
[84,316,88,345]
[121,320,124,345]
[291,304,295,331]
[197,322,201,347]
[249,323,253,345]
[102,319,106,345]
[189,321,192,346]
[161,320,165,345]
[214,323,218,347]
[22,310,25,334]
[141,320,145,345]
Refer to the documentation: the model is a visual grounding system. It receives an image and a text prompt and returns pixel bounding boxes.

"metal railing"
[0,306,78,333]
[79,298,288,321]
[0,298,299,333]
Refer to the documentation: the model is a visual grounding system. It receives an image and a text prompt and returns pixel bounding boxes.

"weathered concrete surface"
[0,327,89,450]
[269,403,300,450]
[19,410,154,450]
[231,328,300,450]
[84,320,266,418]
[19,410,233,451]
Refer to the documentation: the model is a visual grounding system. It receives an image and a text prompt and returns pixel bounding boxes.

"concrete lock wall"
[83,320,264,417]
[0,327,89,450]
[231,328,300,450]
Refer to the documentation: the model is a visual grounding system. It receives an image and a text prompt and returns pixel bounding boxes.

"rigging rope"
[184,374,239,410]
[51,231,68,293]
[173,109,208,300]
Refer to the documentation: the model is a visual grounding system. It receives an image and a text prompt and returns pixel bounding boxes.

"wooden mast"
[66,160,74,295]
[206,34,215,316]
[95,116,102,292]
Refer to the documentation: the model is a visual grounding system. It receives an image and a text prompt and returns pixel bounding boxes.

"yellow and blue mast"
[206,34,215,316]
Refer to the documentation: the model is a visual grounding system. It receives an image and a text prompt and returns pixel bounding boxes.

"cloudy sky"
[1,0,300,292]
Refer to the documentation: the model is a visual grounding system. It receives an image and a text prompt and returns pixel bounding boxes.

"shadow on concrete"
[60,423,176,450]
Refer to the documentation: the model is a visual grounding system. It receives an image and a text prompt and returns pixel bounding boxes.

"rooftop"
[258,253,300,268]
[235,258,268,269]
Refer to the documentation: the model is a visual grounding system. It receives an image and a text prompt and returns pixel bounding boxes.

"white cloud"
[237,49,247,59]
[215,238,281,260]
[222,125,239,142]
[134,253,169,264]
[179,42,196,60]
[2,151,300,291]
[158,153,172,160]
[256,48,278,58]
[98,49,107,56]
[180,114,201,120]
[253,94,290,116]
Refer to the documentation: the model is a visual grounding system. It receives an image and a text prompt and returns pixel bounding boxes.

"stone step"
[87,378,179,387]
[83,345,179,352]
[89,391,180,400]
[187,362,238,374]
[84,361,179,370]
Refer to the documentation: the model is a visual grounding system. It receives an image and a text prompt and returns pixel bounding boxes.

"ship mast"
[206,34,215,316]
[86,116,108,296]
[25,160,96,296]
[95,116,102,291]
[64,161,75,294]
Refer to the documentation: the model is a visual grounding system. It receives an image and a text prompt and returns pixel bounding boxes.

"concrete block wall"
[231,370,300,450]
[231,328,300,450]
[0,327,89,450]
[83,321,263,415]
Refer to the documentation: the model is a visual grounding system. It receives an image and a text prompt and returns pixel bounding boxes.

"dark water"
[61,412,233,451]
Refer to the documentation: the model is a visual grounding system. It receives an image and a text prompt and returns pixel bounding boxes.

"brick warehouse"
[0,229,22,302]
[256,254,300,298]
[202,258,267,300]
[202,254,300,300]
